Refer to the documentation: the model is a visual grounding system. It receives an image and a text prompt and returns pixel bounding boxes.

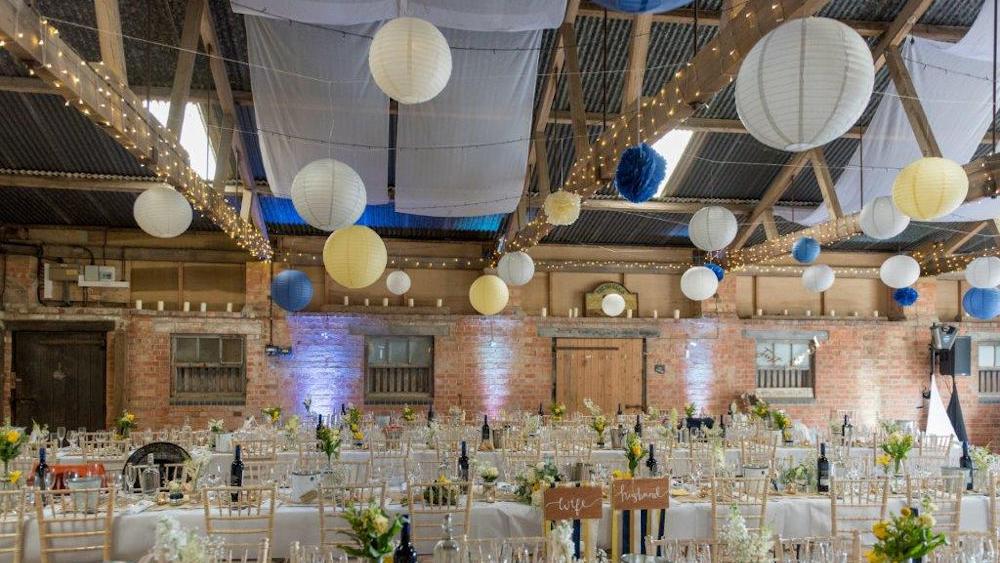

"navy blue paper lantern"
[963,287,1000,320]
[791,237,821,264]
[614,143,667,203]
[592,0,694,13]
[892,287,919,307]
[271,269,314,312]
[705,263,725,281]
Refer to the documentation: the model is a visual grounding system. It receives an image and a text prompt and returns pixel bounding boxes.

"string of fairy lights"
[0,5,272,260]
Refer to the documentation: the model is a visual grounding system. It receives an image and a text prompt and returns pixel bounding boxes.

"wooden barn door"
[13,331,107,431]
[554,338,643,414]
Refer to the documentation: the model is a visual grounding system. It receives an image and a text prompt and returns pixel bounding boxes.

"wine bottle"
[230,445,244,501]
[36,447,48,490]
[645,443,658,477]
[315,414,324,439]
[538,403,544,417]
[341,403,347,415]
[394,515,419,563]
[960,441,974,491]
[841,414,851,445]
[617,403,624,417]
[817,443,830,493]
[481,415,491,441]
[634,413,643,437]
[457,441,469,482]
[719,413,727,440]
[427,403,435,424]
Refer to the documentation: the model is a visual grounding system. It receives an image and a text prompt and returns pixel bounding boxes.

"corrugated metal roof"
[672,134,792,200]
[543,209,692,246]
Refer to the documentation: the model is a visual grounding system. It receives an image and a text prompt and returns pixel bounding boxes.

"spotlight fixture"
[265,345,292,357]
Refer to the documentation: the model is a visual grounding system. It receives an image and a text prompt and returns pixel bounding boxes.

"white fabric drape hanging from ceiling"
[779,0,1000,226]
[393,29,541,217]
[231,0,565,31]
[245,17,390,201]
[238,0,564,216]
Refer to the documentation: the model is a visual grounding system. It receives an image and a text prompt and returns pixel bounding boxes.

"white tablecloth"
[15,492,991,561]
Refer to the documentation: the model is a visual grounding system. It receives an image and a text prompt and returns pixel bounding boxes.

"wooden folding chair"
[407,479,473,554]
[318,482,387,551]
[233,438,278,461]
[462,536,547,562]
[35,488,114,563]
[906,474,963,534]
[203,486,276,559]
[0,490,25,563]
[241,459,296,487]
[775,534,854,562]
[610,476,671,560]
[710,475,770,561]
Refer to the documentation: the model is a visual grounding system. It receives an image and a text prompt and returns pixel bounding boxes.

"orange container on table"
[26,463,107,489]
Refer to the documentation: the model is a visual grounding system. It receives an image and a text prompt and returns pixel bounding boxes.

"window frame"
[977,341,1000,399]
[362,335,434,405]
[169,334,247,406]
[753,338,816,403]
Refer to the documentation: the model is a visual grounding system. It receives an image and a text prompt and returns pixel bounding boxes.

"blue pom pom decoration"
[592,0,694,13]
[271,269,314,312]
[791,237,821,264]
[614,143,667,203]
[892,287,919,307]
[704,263,725,281]
[963,287,1000,320]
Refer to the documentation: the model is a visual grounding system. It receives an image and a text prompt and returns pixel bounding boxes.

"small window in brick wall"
[170,335,246,405]
[754,340,815,403]
[364,336,433,405]
[977,342,1000,398]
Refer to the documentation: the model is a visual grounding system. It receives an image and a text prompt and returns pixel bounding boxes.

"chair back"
[406,479,473,554]
[202,486,276,556]
[317,482,387,550]
[241,460,295,487]
[775,535,854,562]
[35,488,115,563]
[215,539,270,563]
[609,476,670,560]
[233,438,277,461]
[462,537,546,562]
[710,475,770,543]
[829,476,889,545]
[906,474,963,534]
[0,490,24,563]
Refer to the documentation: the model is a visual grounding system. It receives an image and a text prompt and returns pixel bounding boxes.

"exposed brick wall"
[2,259,1000,447]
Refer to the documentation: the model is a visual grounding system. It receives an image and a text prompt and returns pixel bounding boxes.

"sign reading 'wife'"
[542,486,603,521]
[611,477,670,511]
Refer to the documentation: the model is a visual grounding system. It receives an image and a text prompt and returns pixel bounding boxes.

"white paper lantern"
[601,293,627,317]
[291,159,366,232]
[735,17,874,151]
[965,256,1000,289]
[859,196,909,240]
[369,17,452,104]
[801,264,835,293]
[133,186,192,238]
[879,255,920,289]
[681,266,719,301]
[497,251,535,287]
[386,270,412,295]
[688,206,738,251]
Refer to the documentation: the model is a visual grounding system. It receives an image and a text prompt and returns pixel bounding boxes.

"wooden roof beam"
[870,0,935,71]
[885,49,941,157]
[166,0,205,136]
[0,0,271,259]
[93,0,127,87]
[809,148,843,219]
[622,13,653,109]
[730,152,812,250]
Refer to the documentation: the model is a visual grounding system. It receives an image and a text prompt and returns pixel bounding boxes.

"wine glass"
[43,471,55,491]
[55,427,66,447]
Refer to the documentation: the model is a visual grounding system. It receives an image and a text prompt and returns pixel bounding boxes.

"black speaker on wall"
[940,336,971,376]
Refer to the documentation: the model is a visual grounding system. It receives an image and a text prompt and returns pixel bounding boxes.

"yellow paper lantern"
[891,157,968,220]
[544,191,582,226]
[322,225,387,289]
[469,275,509,316]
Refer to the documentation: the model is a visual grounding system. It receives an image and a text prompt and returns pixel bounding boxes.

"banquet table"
[14,487,992,561]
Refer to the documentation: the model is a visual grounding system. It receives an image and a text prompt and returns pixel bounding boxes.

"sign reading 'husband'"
[542,486,603,521]
[611,477,670,511]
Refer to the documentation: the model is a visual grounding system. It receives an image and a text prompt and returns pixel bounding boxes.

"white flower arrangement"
[152,516,223,562]
[525,414,541,436]
[183,448,212,486]
[971,445,996,472]
[547,520,575,563]
[721,505,772,563]
[283,415,301,442]
[479,464,499,483]
[583,398,601,417]
[29,420,48,443]
[207,419,225,433]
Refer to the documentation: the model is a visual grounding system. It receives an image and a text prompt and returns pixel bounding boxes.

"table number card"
[542,485,603,521]
[610,477,670,510]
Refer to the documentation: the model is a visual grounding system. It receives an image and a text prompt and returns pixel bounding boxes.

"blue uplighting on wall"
[259,196,503,232]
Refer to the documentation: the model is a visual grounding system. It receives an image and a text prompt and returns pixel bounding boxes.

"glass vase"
[482,482,496,503]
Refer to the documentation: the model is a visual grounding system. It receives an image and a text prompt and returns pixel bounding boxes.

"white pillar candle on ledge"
[673,309,680,320]
[541,307,548,317]
[852,311,859,317]
[806,310,812,317]
[343,296,350,306]
[183,301,191,312]
[157,301,164,311]
[382,297,389,306]
[226,302,233,313]
[652,309,658,319]
[573,307,580,318]
[436,298,443,308]
[200,302,207,312]
[756,308,763,317]
[782,309,788,316]
[364,298,370,307]
[626,309,633,318]
[408,298,415,307]
[873,310,879,318]
[135,300,142,310]
[829,309,836,317]
[567,308,573,317]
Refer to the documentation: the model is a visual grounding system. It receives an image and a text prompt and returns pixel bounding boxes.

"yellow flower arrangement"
[866,504,947,562]
[3,431,18,444]
[116,410,137,437]
[611,469,632,480]
[550,402,567,421]
[7,471,21,486]
[876,453,891,470]
[623,432,647,477]
[262,406,282,424]
[401,405,416,423]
